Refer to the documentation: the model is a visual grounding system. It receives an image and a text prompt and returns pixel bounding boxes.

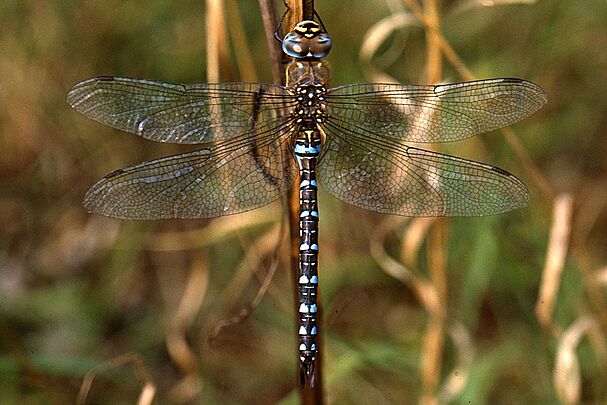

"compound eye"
[282,24,332,59]
[308,33,332,58]
[282,32,309,58]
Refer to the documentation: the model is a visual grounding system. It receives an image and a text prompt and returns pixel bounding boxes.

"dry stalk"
[535,194,574,334]
[401,217,434,269]
[165,254,210,403]
[205,0,227,83]
[418,2,448,404]
[77,353,156,405]
[258,0,284,84]
[225,0,259,82]
[207,224,285,342]
[147,208,275,251]
[554,316,598,405]
[259,0,324,402]
[403,0,553,202]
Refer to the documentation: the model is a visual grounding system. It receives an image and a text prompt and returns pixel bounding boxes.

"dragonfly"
[67,20,546,388]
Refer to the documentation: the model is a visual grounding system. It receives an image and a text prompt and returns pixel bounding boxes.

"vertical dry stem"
[225,0,259,82]
[402,0,553,203]
[284,2,324,403]
[258,0,284,84]
[535,194,574,333]
[418,2,447,404]
[205,0,226,83]
[260,0,323,402]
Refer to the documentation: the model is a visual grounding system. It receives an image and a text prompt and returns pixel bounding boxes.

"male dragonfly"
[67,20,546,387]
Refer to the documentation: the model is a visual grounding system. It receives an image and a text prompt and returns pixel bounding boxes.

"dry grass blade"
[137,384,157,405]
[420,317,445,405]
[168,375,204,405]
[220,222,288,311]
[369,217,414,283]
[452,0,539,15]
[423,0,442,82]
[225,0,258,82]
[208,223,285,342]
[363,4,449,403]
[439,322,474,402]
[257,0,283,84]
[35,214,120,274]
[420,2,448,403]
[77,353,156,405]
[554,316,598,405]
[501,127,554,202]
[165,254,210,403]
[535,194,574,333]
[574,182,607,243]
[369,216,442,313]
[421,220,448,405]
[401,0,477,80]
[401,218,435,272]
[402,0,553,201]
[146,208,276,251]
[359,12,418,83]
[206,0,227,83]
[596,266,607,286]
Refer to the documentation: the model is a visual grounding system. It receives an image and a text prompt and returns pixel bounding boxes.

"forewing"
[326,79,546,143]
[84,123,297,219]
[317,120,529,216]
[68,77,295,144]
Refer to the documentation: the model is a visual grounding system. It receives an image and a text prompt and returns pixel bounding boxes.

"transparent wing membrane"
[318,119,529,216]
[70,76,544,219]
[327,79,546,143]
[68,77,295,144]
[84,122,297,219]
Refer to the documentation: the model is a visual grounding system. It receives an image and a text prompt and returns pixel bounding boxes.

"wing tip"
[482,174,530,216]
[66,76,107,108]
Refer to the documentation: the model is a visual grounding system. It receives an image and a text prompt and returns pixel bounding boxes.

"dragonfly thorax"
[286,60,330,87]
[293,85,328,124]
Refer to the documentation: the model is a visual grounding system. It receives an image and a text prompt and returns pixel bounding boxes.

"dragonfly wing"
[84,123,297,219]
[317,120,529,216]
[326,78,546,143]
[68,77,295,144]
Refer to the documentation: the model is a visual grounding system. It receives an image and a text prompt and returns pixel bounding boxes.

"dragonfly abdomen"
[294,124,322,387]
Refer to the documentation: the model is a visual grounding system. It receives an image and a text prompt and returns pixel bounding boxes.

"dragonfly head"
[282,20,332,60]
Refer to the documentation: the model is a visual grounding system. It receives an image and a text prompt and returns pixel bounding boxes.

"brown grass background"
[1,0,606,404]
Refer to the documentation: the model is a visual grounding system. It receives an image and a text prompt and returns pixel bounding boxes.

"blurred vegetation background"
[1,0,607,404]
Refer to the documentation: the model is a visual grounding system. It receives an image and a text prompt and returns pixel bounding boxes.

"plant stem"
[283,3,324,403]
[260,0,324,402]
